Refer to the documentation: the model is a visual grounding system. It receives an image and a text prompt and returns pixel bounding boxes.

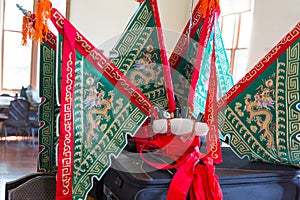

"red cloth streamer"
[150,0,176,113]
[187,5,215,110]
[187,0,222,164]
[167,147,223,200]
[190,155,223,200]
[204,11,222,164]
[56,19,76,200]
[140,134,200,170]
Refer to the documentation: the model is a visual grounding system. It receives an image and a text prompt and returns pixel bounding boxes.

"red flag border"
[217,22,300,111]
[51,8,155,117]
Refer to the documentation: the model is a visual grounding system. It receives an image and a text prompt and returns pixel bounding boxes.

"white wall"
[68,0,300,71]
[247,0,300,70]
[69,0,190,56]
[0,0,3,68]
[220,0,252,15]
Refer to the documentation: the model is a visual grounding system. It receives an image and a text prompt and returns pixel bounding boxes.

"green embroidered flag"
[51,8,154,200]
[218,22,300,167]
[193,24,234,115]
[169,0,233,116]
[110,0,175,112]
[38,31,59,173]
[169,0,232,162]
[169,1,205,110]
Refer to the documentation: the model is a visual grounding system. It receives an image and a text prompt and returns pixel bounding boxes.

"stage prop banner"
[38,32,60,173]
[110,0,175,112]
[51,9,154,200]
[169,0,233,116]
[19,3,60,173]
[169,0,228,163]
[218,22,300,168]
[193,24,233,115]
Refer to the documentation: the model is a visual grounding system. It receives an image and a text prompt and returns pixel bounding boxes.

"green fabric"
[171,21,204,109]
[38,35,59,173]
[50,11,152,199]
[110,1,169,110]
[170,21,233,115]
[218,35,300,167]
[193,23,234,116]
[57,34,63,103]
[72,51,148,199]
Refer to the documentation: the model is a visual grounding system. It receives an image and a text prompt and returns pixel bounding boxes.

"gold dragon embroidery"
[83,75,114,147]
[243,76,276,149]
[129,44,162,88]
[85,96,113,147]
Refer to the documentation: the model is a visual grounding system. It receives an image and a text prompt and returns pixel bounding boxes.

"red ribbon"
[56,19,76,200]
[204,11,222,164]
[150,0,176,112]
[167,147,223,200]
[140,134,200,170]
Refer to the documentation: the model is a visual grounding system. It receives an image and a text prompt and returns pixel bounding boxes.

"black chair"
[3,99,30,146]
[0,94,14,113]
[28,107,39,148]
[5,173,56,200]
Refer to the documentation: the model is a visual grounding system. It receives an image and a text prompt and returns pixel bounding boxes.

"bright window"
[2,0,34,92]
[220,0,254,83]
[0,0,68,94]
[2,31,32,89]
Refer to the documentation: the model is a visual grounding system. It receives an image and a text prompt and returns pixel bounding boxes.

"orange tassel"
[209,0,220,13]
[21,16,29,46]
[199,0,220,16]
[28,20,33,39]
[199,0,209,16]
[33,0,51,43]
[21,12,34,46]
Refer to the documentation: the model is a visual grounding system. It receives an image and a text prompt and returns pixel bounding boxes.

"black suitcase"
[218,147,300,200]
[96,147,300,200]
[99,152,174,200]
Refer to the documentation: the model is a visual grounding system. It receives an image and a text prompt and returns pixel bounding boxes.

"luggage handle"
[114,153,154,180]
[103,184,119,200]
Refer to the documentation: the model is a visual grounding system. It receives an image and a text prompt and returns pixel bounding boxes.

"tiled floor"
[0,138,38,200]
